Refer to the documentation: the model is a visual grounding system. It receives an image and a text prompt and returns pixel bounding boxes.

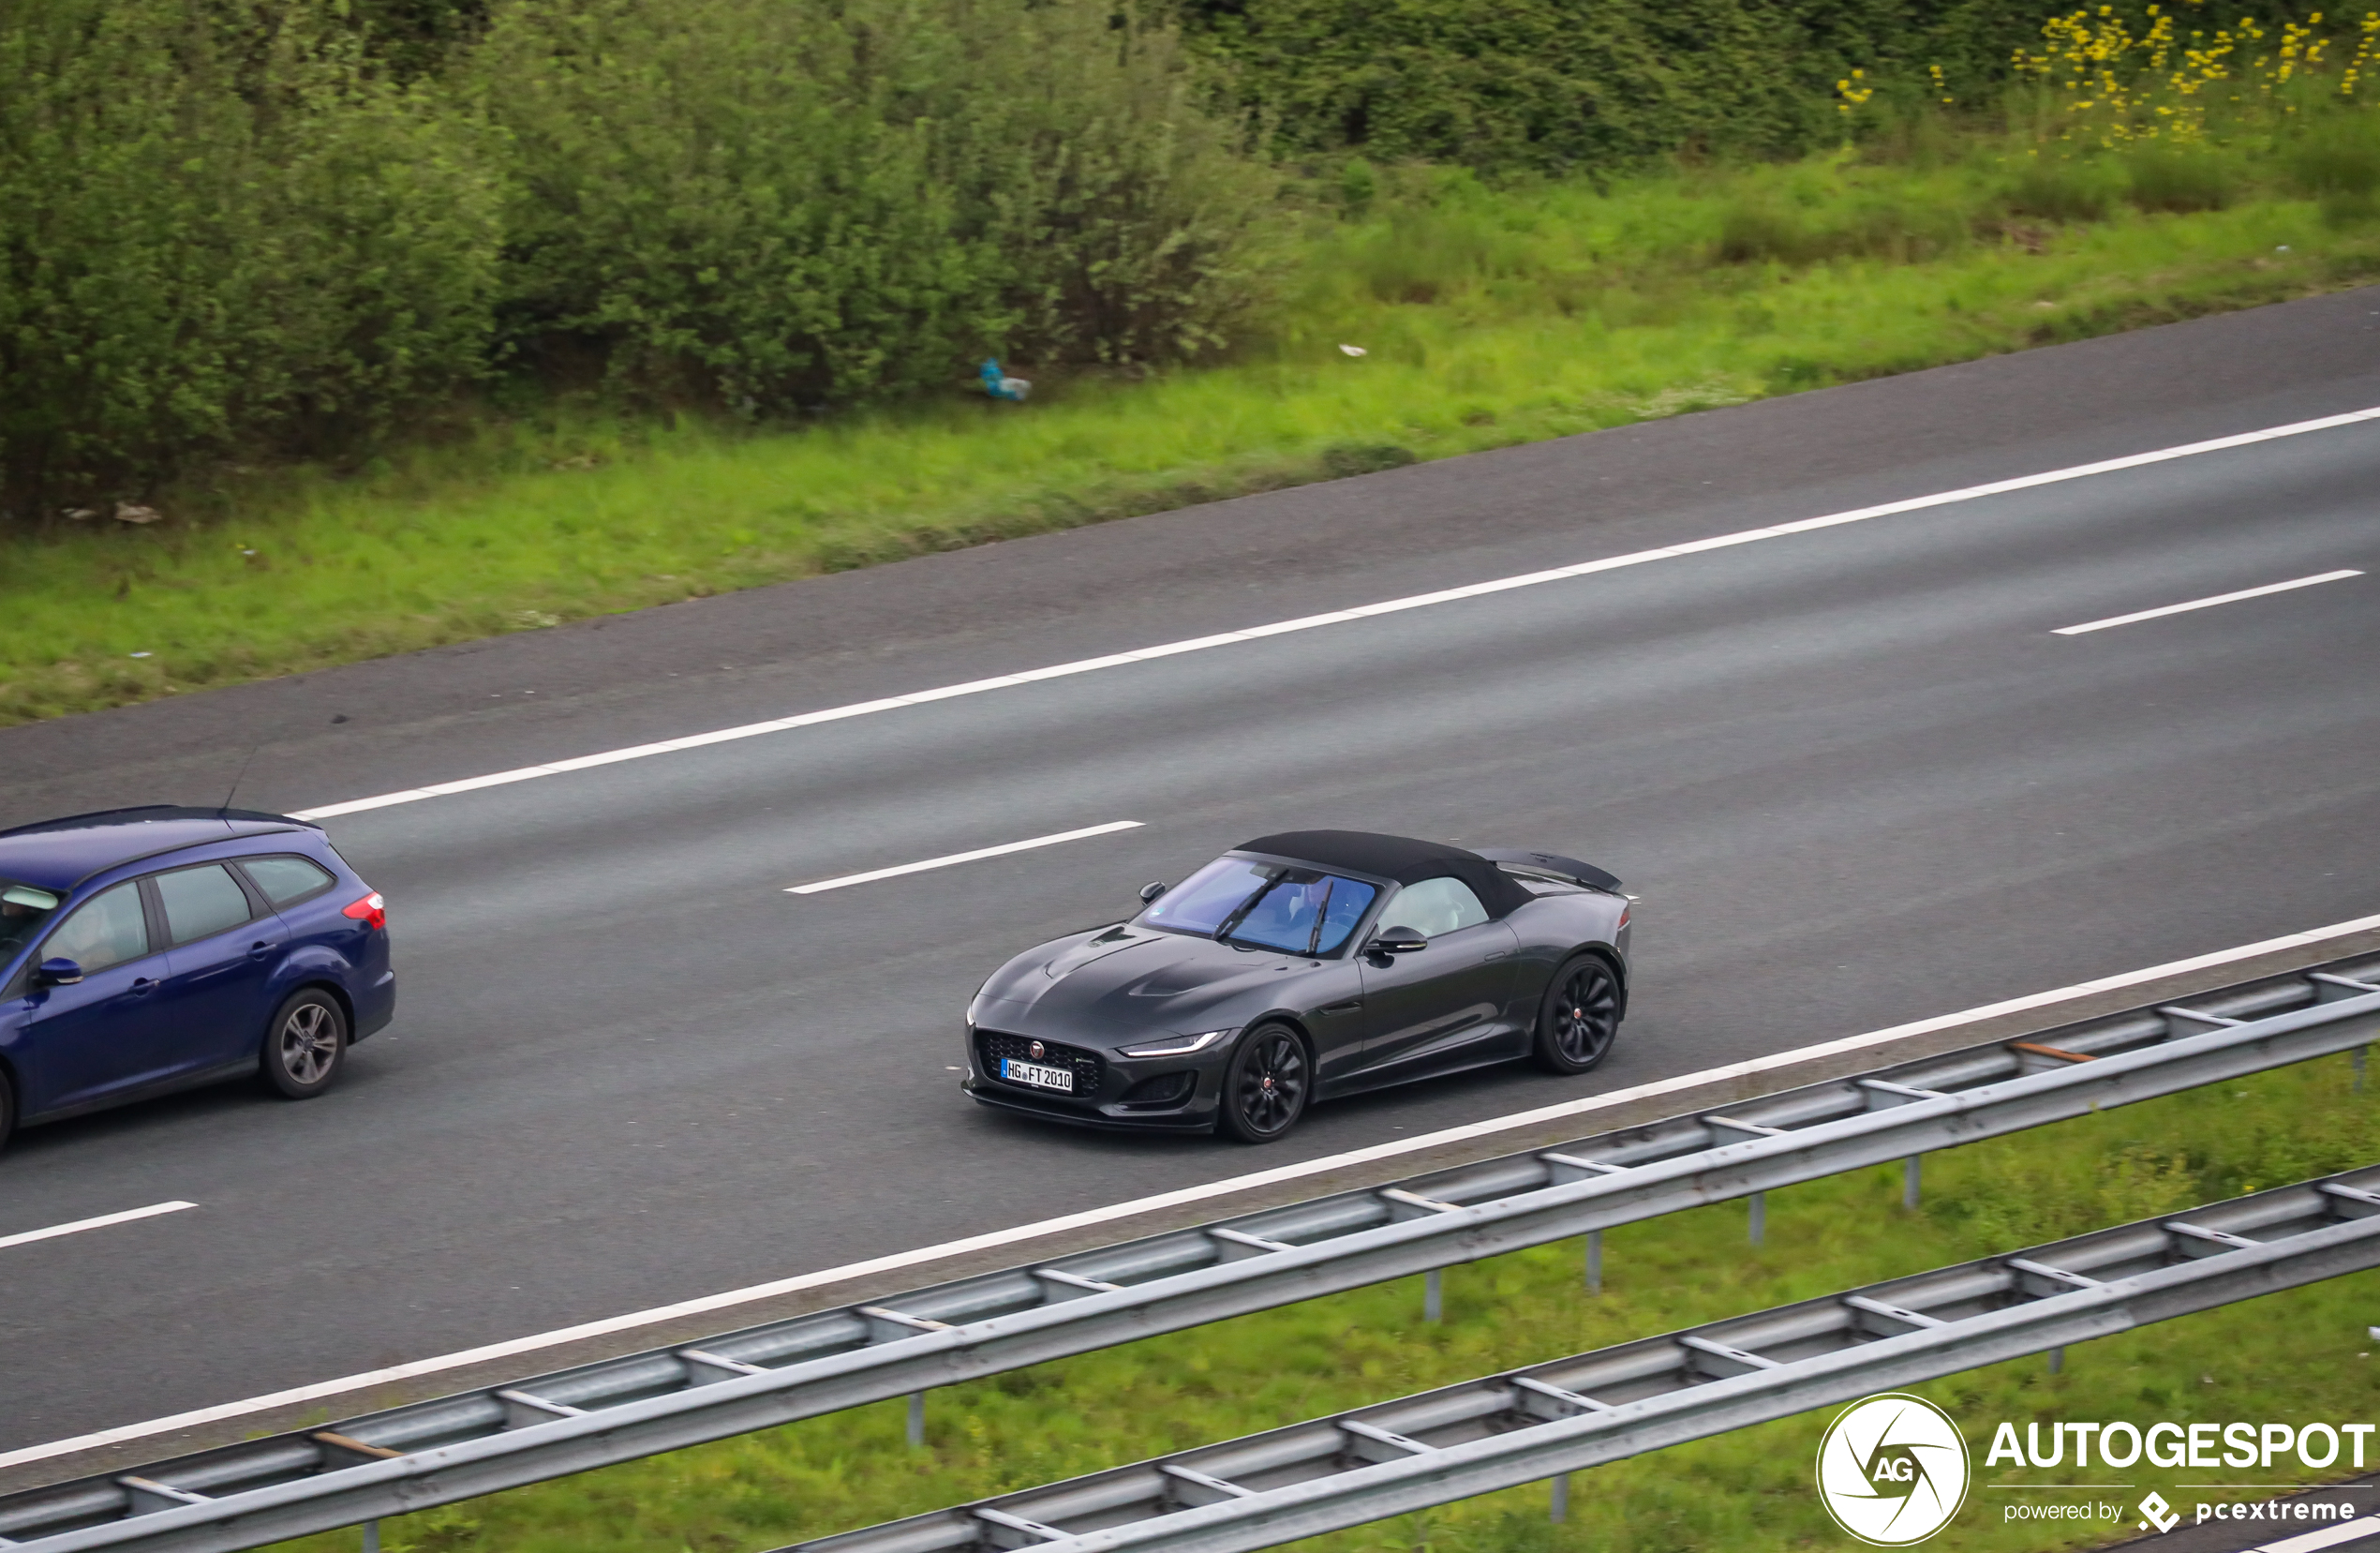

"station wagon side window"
[239,854,335,908]
[152,863,257,946]
[41,881,152,973]
[1387,876,1490,938]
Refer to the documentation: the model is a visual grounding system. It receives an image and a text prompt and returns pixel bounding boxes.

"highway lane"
[4,291,2380,1458]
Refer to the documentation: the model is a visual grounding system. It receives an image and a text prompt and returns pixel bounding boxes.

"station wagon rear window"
[242,854,335,907]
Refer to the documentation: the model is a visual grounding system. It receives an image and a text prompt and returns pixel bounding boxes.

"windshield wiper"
[1303,878,1335,956]
[1211,883,1275,947]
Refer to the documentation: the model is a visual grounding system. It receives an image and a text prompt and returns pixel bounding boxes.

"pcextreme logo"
[1816,1394,1972,1546]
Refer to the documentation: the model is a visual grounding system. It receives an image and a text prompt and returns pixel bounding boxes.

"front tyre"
[260,989,348,1099]
[1218,1023,1309,1143]
[1532,953,1621,1075]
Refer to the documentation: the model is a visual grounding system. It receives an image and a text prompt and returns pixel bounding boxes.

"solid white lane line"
[2053,569,2364,635]
[0,1200,197,1252]
[9,909,2380,1471]
[287,404,2380,823]
[2257,1518,2380,1552]
[788,822,1144,894]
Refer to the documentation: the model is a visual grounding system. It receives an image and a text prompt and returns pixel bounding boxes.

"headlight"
[1120,1028,1234,1058]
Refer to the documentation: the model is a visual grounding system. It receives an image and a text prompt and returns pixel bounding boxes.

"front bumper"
[962,1025,1228,1132]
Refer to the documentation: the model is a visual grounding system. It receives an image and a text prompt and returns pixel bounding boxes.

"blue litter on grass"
[980,358,1032,402]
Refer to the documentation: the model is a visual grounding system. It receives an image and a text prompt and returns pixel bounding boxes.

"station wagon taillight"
[342,892,386,931]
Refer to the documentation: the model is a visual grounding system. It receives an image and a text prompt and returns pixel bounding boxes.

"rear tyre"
[1532,953,1621,1075]
[260,989,348,1099]
[0,1066,15,1155]
[1217,1023,1310,1143]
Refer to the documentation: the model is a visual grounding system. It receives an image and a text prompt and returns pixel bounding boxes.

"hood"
[969,925,1310,1049]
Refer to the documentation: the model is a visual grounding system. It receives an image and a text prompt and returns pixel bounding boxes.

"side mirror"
[35,957,83,987]
[1138,881,1168,904]
[1368,927,1428,956]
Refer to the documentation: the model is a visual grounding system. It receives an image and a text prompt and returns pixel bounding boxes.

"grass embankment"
[267,1053,2380,1553]
[9,143,2380,727]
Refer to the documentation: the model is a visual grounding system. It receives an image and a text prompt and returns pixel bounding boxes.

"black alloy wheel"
[1533,953,1621,1074]
[1219,1023,1310,1143]
[260,988,349,1099]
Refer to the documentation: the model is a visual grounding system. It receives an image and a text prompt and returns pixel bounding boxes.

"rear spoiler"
[1473,847,1624,894]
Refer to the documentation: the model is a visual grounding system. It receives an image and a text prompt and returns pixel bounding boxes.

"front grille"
[974,1029,1105,1101]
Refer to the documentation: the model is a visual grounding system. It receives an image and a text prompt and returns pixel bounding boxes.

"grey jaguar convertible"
[962,829,1632,1142]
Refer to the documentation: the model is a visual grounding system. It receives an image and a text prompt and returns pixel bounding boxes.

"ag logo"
[1816,1393,1971,1546]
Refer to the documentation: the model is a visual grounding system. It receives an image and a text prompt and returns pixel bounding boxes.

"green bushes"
[0,0,501,520]
[0,0,1277,523]
[1183,0,1836,175]
[1180,0,2345,177]
[10,0,2380,531]
[469,0,1277,414]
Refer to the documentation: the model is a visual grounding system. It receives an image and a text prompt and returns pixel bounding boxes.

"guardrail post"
[363,1521,380,1553]
[1424,1268,1443,1323]
[1748,1192,1765,1247]
[1585,1231,1603,1295]
[2358,1047,2368,1094]
[1550,1472,1569,1524]
[907,1392,926,1448]
[1904,1155,1923,1210]
[2047,1347,2064,1375]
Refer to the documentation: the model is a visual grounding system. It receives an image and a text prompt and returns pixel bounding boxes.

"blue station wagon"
[0,806,394,1151]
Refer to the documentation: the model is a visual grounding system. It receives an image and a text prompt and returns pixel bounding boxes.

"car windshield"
[0,878,63,959]
[1136,857,1378,956]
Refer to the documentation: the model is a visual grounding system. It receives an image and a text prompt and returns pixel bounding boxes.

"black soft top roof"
[1235,829,1532,918]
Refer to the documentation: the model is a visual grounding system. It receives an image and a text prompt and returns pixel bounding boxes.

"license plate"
[1001,1056,1074,1093]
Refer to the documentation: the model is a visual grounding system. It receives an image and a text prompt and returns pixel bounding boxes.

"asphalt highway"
[4,290,2380,1462]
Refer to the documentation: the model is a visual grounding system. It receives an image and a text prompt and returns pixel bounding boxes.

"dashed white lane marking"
[2053,569,2363,635]
[7,907,2378,1471]
[289,404,2380,824]
[0,1200,196,1252]
[788,821,1144,894]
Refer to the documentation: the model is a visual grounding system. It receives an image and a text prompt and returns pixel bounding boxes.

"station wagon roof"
[0,807,312,892]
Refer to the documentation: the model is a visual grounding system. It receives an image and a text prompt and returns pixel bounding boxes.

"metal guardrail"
[7,952,2377,1552]
[783,1164,2380,1553]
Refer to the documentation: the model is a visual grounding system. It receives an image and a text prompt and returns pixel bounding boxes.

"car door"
[11,880,172,1113]
[1357,876,1522,1079]
[148,860,276,1075]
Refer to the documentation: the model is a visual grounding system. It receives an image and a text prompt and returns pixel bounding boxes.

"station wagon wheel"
[0,1065,14,1155]
[1219,1023,1309,1144]
[260,989,348,1099]
[1533,953,1621,1075]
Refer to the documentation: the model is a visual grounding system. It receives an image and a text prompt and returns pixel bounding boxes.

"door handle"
[248,940,277,961]
[128,978,156,995]
[1484,950,1512,962]
[1320,998,1363,1015]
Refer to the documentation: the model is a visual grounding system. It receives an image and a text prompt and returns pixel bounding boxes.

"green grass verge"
[9,147,2380,726]
[260,1053,2380,1553]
